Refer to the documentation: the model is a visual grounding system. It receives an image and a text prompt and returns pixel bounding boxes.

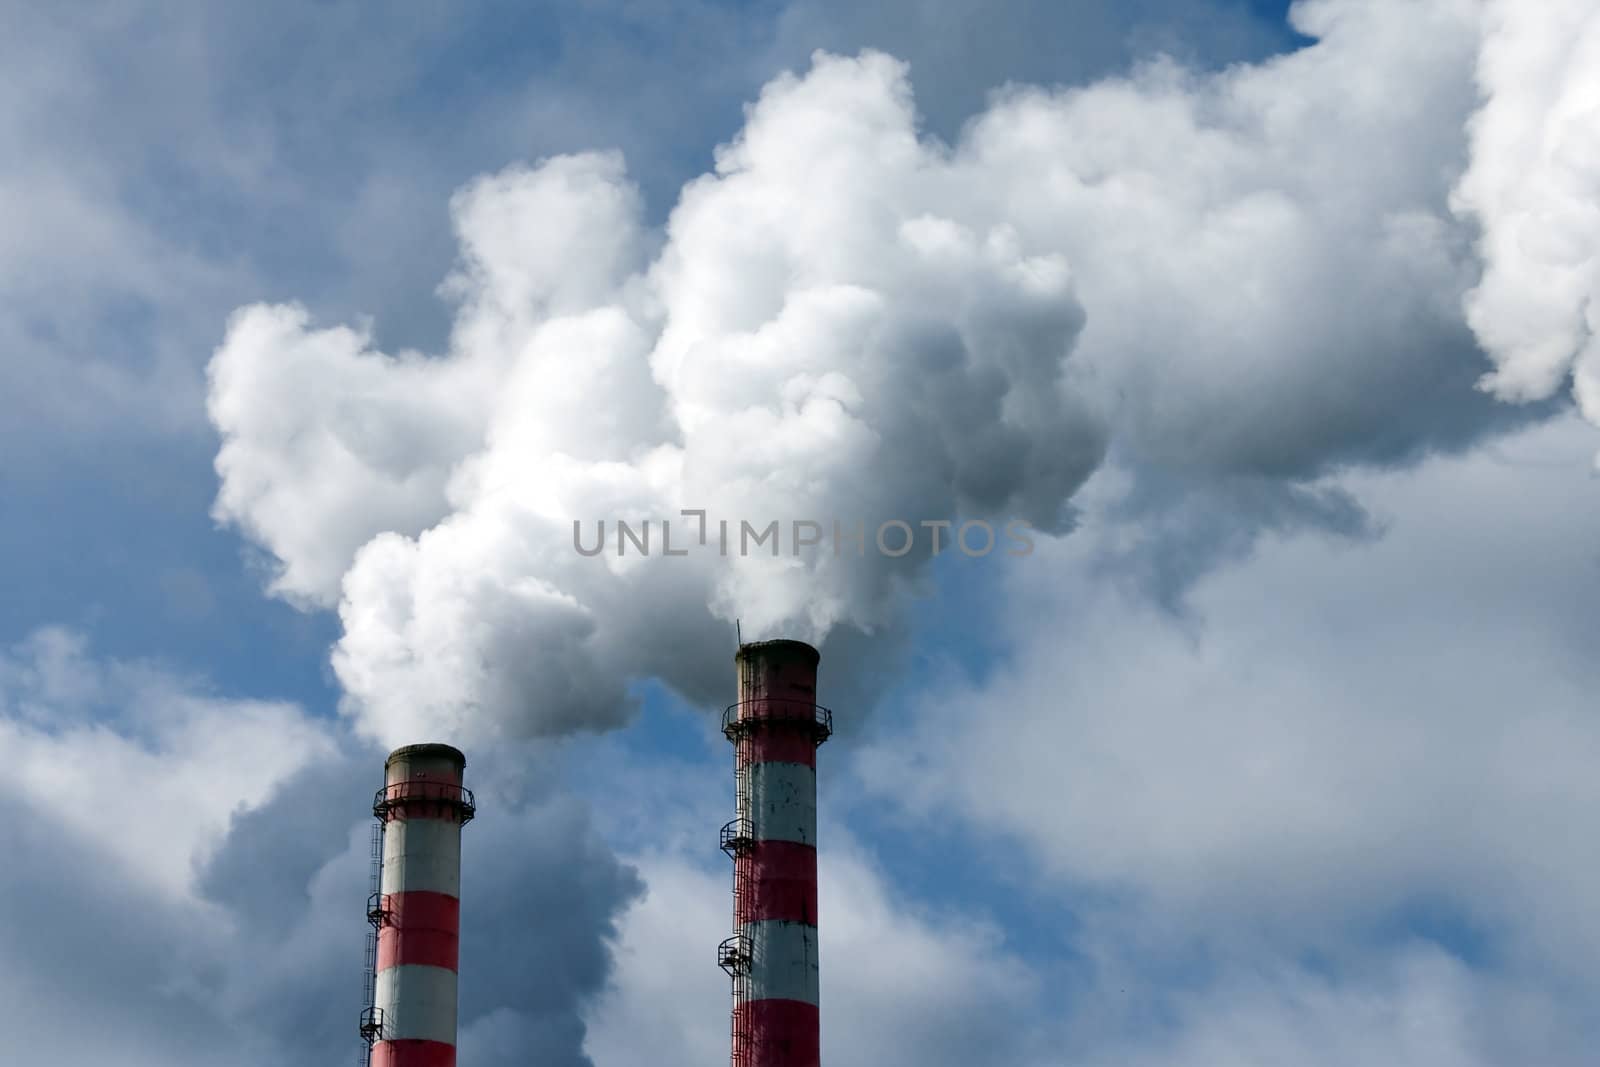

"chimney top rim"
[384,742,467,768]
[735,638,820,665]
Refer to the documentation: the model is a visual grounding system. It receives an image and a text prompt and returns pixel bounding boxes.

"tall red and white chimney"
[719,639,831,1067]
[361,743,475,1067]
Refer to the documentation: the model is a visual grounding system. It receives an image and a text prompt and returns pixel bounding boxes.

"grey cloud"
[1086,466,1382,610]
[195,750,376,937]
[193,745,645,1067]
[0,791,233,1063]
[854,414,1600,1060]
[458,786,645,1065]
[0,629,640,1066]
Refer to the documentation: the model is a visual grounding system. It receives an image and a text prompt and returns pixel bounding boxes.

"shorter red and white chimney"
[361,743,475,1067]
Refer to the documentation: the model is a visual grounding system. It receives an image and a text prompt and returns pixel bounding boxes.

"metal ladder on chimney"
[721,750,756,1065]
[357,818,386,1066]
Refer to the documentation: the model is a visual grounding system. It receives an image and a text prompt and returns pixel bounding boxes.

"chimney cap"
[734,638,820,666]
[385,742,467,768]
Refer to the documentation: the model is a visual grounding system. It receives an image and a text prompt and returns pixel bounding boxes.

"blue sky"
[5,1,1600,1064]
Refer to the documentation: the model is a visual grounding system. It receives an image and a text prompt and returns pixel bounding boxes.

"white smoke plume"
[1453,0,1600,437]
[209,0,1576,745]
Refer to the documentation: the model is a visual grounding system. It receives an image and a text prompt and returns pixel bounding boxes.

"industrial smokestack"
[718,639,831,1066]
[360,743,475,1067]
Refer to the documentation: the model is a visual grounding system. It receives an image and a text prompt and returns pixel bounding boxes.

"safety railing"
[717,934,753,978]
[373,780,476,824]
[358,1006,385,1045]
[366,892,390,928]
[719,817,755,858]
[721,700,833,745]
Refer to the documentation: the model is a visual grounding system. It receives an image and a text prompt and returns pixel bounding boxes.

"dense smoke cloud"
[213,54,1106,744]
[1452,0,1600,441]
[210,0,1581,745]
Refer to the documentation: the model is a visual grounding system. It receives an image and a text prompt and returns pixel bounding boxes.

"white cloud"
[208,303,489,607]
[0,627,333,898]
[1072,947,1527,1067]
[581,790,1582,1066]
[583,831,1042,1067]
[1453,0,1600,437]
[580,853,732,1066]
